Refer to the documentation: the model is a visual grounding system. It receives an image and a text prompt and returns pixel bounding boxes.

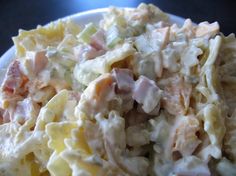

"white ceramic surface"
[0,8,186,82]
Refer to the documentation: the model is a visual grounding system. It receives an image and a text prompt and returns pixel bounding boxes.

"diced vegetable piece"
[112,68,134,92]
[106,25,124,48]
[77,23,97,43]
[133,76,162,113]
[135,35,154,55]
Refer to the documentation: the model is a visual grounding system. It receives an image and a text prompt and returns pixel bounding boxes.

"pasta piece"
[74,43,135,86]
[46,121,77,153]
[35,89,68,130]
[47,151,71,176]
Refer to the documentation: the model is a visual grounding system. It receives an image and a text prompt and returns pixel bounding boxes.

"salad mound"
[0,3,236,176]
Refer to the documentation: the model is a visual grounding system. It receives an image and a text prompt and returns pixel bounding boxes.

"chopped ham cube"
[74,30,107,61]
[34,51,48,74]
[2,60,28,94]
[90,29,106,50]
[112,68,134,92]
[22,51,48,77]
[74,44,105,61]
[132,76,162,113]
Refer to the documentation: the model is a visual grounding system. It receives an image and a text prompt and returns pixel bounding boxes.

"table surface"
[1,0,236,56]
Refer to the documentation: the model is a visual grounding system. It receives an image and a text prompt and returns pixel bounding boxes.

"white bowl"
[0,8,185,82]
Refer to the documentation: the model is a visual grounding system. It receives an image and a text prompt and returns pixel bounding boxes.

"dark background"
[0,0,236,56]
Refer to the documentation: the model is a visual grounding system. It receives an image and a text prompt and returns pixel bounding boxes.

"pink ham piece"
[90,29,107,50]
[132,76,162,114]
[33,51,48,75]
[74,44,105,61]
[111,68,135,113]
[112,68,135,92]
[2,60,27,94]
[74,30,106,61]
